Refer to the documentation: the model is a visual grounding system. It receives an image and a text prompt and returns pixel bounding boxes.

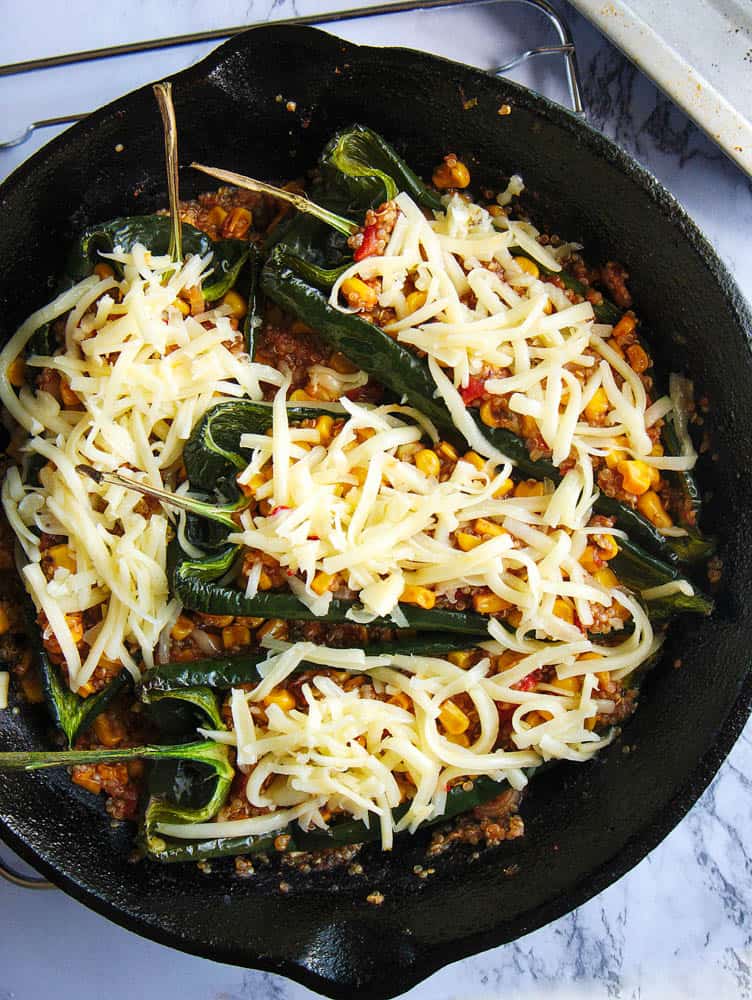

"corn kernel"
[463,451,485,471]
[65,612,84,645]
[7,357,25,387]
[171,615,194,641]
[513,255,540,279]
[447,732,471,747]
[439,699,470,735]
[400,586,436,610]
[612,312,637,339]
[258,570,274,591]
[289,389,311,401]
[264,688,296,711]
[594,567,620,589]
[432,157,471,189]
[415,448,441,478]
[207,205,229,228]
[555,675,581,693]
[579,545,600,574]
[626,343,650,374]
[447,650,475,669]
[47,544,76,573]
[341,276,378,310]
[526,710,553,727]
[605,449,626,470]
[584,387,610,422]
[173,298,191,316]
[494,478,514,498]
[315,415,334,444]
[649,465,662,488]
[311,571,334,596]
[479,399,504,428]
[472,593,509,615]
[637,489,673,528]
[650,441,664,457]
[616,459,652,496]
[222,206,252,240]
[405,290,427,313]
[553,597,574,624]
[221,289,248,320]
[473,518,505,537]
[93,713,124,748]
[437,440,459,462]
[94,262,115,280]
[514,479,545,498]
[222,624,251,649]
[0,607,9,637]
[388,691,412,711]
[257,619,288,641]
[456,531,482,551]
[597,534,619,561]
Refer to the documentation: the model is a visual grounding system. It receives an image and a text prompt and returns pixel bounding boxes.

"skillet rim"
[1,23,751,1000]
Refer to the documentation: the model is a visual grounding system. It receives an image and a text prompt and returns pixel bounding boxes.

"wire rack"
[0,0,582,890]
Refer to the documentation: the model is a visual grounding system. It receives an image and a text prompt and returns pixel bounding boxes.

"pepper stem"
[190,163,359,237]
[76,465,244,530]
[153,82,183,264]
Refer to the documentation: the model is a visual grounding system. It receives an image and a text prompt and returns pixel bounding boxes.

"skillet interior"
[1,25,751,1000]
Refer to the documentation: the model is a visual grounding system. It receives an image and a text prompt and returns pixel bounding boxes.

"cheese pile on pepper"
[232,393,640,642]
[330,190,695,535]
[0,246,277,690]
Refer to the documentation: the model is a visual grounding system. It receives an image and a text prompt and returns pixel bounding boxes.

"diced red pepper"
[269,505,290,517]
[459,377,486,406]
[512,668,543,692]
[353,224,380,262]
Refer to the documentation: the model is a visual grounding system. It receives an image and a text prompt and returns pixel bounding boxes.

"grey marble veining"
[1,2,751,998]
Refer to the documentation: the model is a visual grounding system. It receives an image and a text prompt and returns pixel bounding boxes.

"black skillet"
[1,24,751,1000]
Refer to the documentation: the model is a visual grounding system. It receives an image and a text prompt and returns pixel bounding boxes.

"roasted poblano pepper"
[257,126,712,566]
[39,651,131,748]
[141,771,513,864]
[140,635,490,693]
[261,248,707,565]
[168,392,711,623]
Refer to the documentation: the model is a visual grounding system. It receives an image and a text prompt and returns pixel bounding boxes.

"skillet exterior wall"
[0,23,751,1000]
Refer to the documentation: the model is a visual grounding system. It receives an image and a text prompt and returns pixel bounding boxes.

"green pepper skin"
[38,649,131,748]
[319,124,444,215]
[172,552,492,634]
[141,686,226,730]
[183,398,344,494]
[65,216,249,302]
[141,635,489,692]
[612,537,713,619]
[262,247,455,435]
[140,772,510,863]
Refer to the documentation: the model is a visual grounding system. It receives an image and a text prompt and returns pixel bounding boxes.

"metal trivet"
[0,0,580,890]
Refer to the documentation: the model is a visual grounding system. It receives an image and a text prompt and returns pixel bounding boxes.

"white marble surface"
[1,2,751,998]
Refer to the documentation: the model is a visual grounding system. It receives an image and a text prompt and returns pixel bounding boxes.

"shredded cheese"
[2,245,275,689]
[329,191,695,496]
[179,620,652,849]
[0,671,9,710]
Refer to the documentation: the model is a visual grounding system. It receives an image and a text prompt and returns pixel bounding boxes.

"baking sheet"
[571,0,752,176]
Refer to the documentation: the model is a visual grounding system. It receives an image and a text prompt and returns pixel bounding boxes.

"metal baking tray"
[571,0,752,176]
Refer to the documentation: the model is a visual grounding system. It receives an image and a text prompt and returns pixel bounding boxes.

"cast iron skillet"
[1,25,751,1000]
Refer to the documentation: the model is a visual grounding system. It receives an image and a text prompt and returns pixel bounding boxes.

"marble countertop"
[1,2,751,998]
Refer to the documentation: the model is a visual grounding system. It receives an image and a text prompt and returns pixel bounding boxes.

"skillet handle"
[0,844,54,890]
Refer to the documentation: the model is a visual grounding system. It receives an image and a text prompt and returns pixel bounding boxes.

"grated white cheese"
[0,671,8,710]
[1,245,275,690]
[179,619,651,849]
[329,190,692,496]
[230,401,631,639]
